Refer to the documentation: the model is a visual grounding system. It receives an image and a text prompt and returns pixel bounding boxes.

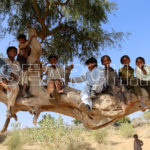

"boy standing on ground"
[133,134,143,150]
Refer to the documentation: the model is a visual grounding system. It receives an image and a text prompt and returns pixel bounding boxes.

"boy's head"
[48,54,58,65]
[133,134,138,140]
[7,46,17,58]
[136,57,145,68]
[120,55,130,66]
[17,34,27,44]
[85,57,97,70]
[101,55,111,67]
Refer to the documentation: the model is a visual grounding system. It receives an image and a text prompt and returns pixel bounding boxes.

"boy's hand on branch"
[68,64,74,70]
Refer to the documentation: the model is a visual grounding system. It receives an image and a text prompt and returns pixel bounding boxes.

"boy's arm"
[19,35,36,49]
[69,74,86,83]
[135,67,144,80]
[141,66,147,75]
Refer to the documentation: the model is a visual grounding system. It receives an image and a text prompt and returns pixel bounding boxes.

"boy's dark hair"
[48,54,58,61]
[101,55,111,64]
[6,46,17,56]
[133,134,138,138]
[85,57,97,66]
[120,55,130,64]
[17,34,26,40]
[136,57,145,64]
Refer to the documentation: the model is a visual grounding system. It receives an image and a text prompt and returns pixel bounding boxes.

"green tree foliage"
[0,0,125,63]
[116,116,131,125]
[72,119,81,125]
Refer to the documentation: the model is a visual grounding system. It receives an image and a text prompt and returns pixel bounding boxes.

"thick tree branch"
[43,0,50,22]
[46,24,68,36]
[32,0,43,26]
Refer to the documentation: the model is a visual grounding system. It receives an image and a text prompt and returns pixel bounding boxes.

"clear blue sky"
[0,0,150,130]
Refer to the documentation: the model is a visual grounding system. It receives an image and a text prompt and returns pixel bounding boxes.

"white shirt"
[135,65,150,81]
[45,65,65,81]
[4,58,21,85]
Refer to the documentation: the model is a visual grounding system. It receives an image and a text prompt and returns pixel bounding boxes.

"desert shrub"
[29,114,72,150]
[131,118,145,128]
[4,132,23,150]
[116,117,131,125]
[90,128,108,144]
[66,140,95,150]
[72,119,82,125]
[4,122,23,150]
[119,123,134,138]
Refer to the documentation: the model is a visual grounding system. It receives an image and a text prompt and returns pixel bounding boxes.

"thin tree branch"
[46,24,68,36]
[32,0,43,26]
[57,8,64,24]
[43,0,50,22]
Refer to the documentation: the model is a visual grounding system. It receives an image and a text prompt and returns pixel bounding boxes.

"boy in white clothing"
[5,46,21,117]
[70,57,106,112]
[135,57,150,81]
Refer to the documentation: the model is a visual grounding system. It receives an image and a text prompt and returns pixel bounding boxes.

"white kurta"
[71,67,106,109]
[135,65,150,81]
[4,58,21,110]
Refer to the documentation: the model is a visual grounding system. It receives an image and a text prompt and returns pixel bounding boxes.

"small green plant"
[72,119,82,125]
[119,123,134,138]
[116,117,131,125]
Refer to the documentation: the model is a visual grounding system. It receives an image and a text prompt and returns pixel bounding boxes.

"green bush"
[116,117,131,125]
[29,114,71,150]
[119,123,134,138]
[72,119,82,125]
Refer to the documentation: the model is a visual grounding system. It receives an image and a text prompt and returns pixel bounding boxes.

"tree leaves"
[0,0,125,63]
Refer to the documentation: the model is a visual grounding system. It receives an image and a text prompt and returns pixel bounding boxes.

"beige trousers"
[7,86,19,111]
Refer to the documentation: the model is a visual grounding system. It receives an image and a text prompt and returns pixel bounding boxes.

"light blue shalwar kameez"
[71,67,106,109]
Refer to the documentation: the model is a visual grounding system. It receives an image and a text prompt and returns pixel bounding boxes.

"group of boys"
[0,34,35,118]
[1,35,150,117]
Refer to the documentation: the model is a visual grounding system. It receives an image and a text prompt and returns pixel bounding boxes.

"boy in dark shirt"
[17,34,35,97]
